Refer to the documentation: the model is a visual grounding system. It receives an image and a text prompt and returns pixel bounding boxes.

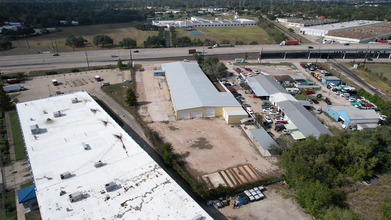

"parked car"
[308,46,314,49]
[134,50,139,53]
[312,99,319,104]
[316,94,323,98]
[233,93,242,97]
[264,115,272,123]
[264,122,271,129]
[124,79,132,82]
[102,82,110,86]
[306,99,313,104]
[207,46,213,49]
[246,107,254,114]
[236,67,241,72]
[282,129,291,134]
[316,108,323,114]
[252,70,260,74]
[183,59,190,62]
[344,43,350,46]
[305,90,315,95]
[242,104,251,108]
[53,53,59,56]
[325,97,332,105]
[276,121,288,124]
[245,68,252,71]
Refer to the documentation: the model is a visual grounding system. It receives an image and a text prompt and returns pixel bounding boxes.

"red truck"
[280,40,300,46]
[7,78,19,84]
[377,40,389,44]
[188,49,196,54]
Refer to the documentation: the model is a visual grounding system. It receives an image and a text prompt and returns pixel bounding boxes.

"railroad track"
[273,24,300,41]
[328,59,391,101]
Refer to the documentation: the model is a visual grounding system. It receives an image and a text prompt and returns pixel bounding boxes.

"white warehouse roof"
[16,90,211,219]
[162,62,241,111]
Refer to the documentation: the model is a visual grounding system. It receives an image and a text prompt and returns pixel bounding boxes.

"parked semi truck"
[280,40,300,46]
[3,84,27,92]
[213,44,234,48]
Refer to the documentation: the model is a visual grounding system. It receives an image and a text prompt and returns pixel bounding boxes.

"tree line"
[280,127,391,219]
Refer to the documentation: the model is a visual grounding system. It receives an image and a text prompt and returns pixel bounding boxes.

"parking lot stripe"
[246,164,261,180]
[204,176,215,189]
[229,169,241,185]
[224,170,236,187]
[237,167,250,183]
[218,171,230,187]
[230,168,244,184]
[242,166,255,182]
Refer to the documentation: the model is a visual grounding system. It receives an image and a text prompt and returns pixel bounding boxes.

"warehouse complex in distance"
[16,90,211,219]
[299,20,383,37]
[152,13,257,28]
[161,62,248,123]
[324,21,391,43]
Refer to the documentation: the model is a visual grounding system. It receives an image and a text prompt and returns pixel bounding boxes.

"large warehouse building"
[16,90,211,219]
[152,13,257,28]
[299,20,382,37]
[324,21,391,43]
[161,62,247,124]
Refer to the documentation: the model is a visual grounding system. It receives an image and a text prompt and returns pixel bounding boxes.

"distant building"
[152,12,257,28]
[300,20,383,37]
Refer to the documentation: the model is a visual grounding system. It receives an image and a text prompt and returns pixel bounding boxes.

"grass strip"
[9,110,26,161]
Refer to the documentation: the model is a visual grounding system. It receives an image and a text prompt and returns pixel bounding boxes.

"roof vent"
[71,98,78,103]
[30,124,40,135]
[94,160,104,168]
[60,172,72,179]
[105,182,117,192]
[53,111,61,117]
[69,191,84,202]
[82,142,90,150]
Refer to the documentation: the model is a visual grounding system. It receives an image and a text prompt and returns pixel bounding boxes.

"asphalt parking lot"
[11,69,127,103]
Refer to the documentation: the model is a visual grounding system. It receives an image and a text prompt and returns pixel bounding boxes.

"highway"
[1,44,391,74]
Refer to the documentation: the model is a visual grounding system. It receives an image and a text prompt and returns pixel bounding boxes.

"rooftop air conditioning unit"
[60,172,72,179]
[71,98,78,103]
[94,160,104,168]
[105,182,116,192]
[69,191,84,202]
[82,142,90,150]
[53,111,61,117]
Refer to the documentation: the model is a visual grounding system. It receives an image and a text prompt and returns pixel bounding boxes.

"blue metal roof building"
[17,184,36,203]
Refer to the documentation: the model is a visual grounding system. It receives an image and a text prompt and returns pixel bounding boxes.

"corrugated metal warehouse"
[161,62,247,124]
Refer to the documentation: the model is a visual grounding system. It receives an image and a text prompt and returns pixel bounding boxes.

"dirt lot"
[149,119,280,175]
[221,187,312,220]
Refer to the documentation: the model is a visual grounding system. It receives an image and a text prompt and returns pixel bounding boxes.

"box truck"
[3,84,27,92]
[188,49,196,54]
[280,40,300,46]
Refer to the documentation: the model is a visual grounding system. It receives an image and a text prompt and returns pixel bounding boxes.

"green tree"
[0,86,12,110]
[249,41,259,45]
[143,36,165,48]
[125,88,137,106]
[119,38,136,49]
[65,35,86,48]
[117,59,124,68]
[163,150,173,167]
[15,72,25,81]
[221,39,230,44]
[0,39,12,50]
[93,34,113,47]
[322,206,360,220]
[193,53,204,64]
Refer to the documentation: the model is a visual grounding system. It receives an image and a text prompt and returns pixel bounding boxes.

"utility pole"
[55,39,59,52]
[25,37,30,49]
[85,51,90,70]
[129,48,133,68]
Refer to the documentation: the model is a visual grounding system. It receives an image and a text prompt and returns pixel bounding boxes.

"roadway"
[1,44,391,74]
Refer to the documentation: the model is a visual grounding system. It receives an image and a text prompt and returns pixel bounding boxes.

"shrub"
[45,71,58,75]
[71,68,80,72]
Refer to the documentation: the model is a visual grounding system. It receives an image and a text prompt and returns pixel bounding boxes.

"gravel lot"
[221,187,312,220]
